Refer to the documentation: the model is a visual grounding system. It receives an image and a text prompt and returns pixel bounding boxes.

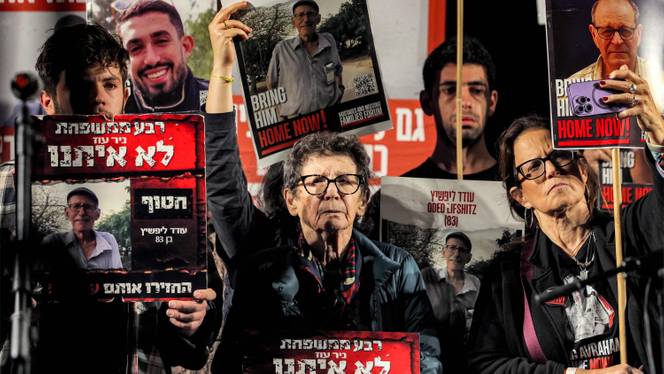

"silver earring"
[524,208,534,229]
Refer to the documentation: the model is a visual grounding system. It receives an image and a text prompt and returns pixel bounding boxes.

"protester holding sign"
[570,0,656,187]
[467,114,664,373]
[204,3,441,373]
[15,23,219,372]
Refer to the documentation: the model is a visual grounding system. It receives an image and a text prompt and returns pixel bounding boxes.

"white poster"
[380,177,523,268]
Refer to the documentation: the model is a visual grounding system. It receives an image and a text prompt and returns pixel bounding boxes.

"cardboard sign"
[32,114,206,301]
[380,177,522,268]
[244,331,420,373]
[545,0,664,149]
[597,150,654,209]
[227,0,391,167]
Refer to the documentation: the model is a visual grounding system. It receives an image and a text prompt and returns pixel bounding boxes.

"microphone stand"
[8,73,38,374]
[535,254,664,372]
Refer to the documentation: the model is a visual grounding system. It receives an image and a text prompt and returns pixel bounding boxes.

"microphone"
[535,251,664,304]
[622,250,664,277]
[11,72,39,101]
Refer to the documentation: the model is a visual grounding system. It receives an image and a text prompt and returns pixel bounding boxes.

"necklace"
[572,231,596,280]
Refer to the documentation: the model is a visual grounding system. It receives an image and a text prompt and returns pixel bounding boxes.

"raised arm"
[204,3,266,265]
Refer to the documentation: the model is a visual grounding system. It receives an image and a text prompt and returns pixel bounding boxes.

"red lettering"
[558,119,567,139]
[595,118,606,137]
[558,119,592,140]
[634,186,653,200]
[595,117,628,138]
[601,186,613,204]
[257,123,293,148]
[622,186,633,203]
[293,113,321,137]
[588,356,613,369]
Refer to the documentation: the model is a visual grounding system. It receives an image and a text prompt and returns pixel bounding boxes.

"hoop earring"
[524,208,534,229]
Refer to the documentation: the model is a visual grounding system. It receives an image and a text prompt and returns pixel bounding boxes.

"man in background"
[404,36,499,180]
[362,37,500,239]
[421,231,480,373]
[117,0,209,112]
[267,0,343,118]
[42,188,123,270]
[0,23,218,373]
[569,0,655,185]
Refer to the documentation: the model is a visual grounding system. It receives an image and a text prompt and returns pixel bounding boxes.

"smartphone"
[567,80,628,117]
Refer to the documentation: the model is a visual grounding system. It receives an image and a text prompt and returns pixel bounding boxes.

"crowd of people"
[0,0,662,373]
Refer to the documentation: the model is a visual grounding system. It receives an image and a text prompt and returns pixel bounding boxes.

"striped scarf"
[296,232,361,305]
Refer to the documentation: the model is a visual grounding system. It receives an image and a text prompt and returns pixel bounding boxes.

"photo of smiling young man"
[115,0,210,112]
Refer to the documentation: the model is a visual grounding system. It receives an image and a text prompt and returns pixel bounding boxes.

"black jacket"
[204,112,442,373]
[467,149,664,374]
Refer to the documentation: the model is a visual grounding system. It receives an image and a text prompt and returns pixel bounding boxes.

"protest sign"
[597,151,653,210]
[242,331,420,373]
[380,177,522,268]
[545,0,664,149]
[32,113,206,301]
[225,0,391,167]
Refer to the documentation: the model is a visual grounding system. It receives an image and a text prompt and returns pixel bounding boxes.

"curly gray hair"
[282,132,372,200]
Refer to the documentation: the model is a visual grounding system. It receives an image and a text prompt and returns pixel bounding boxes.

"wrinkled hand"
[166,288,216,337]
[576,363,643,374]
[208,1,252,72]
[602,64,664,145]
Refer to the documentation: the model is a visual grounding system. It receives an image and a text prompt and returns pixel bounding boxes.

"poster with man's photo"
[226,0,391,167]
[88,0,218,112]
[380,177,522,270]
[545,0,664,149]
[31,113,207,301]
[597,150,653,210]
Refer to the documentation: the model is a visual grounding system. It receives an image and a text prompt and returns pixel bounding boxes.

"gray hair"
[591,0,640,24]
[282,132,372,200]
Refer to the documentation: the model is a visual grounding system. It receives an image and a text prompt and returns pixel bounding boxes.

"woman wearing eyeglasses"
[467,113,664,373]
[203,3,441,373]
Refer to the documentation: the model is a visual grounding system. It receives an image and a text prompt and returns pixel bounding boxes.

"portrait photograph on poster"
[31,113,207,301]
[380,177,523,270]
[546,0,661,208]
[545,0,664,149]
[88,0,217,112]
[225,0,391,167]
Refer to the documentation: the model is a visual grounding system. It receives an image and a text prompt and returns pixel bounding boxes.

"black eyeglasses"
[515,150,577,180]
[298,174,363,196]
[592,25,636,40]
[68,203,97,212]
[444,244,470,253]
[294,11,318,19]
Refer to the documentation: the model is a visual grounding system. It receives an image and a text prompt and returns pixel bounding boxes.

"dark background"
[444,1,563,155]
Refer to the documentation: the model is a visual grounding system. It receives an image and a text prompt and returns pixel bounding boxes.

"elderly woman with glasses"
[467,113,664,373]
[201,3,441,373]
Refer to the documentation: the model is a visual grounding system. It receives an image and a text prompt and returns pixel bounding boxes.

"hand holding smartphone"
[567,80,628,117]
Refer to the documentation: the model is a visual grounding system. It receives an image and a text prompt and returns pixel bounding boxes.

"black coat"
[204,112,442,373]
[467,149,664,374]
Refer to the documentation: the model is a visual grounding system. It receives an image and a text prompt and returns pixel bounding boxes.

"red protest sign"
[33,113,204,179]
[243,331,420,373]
